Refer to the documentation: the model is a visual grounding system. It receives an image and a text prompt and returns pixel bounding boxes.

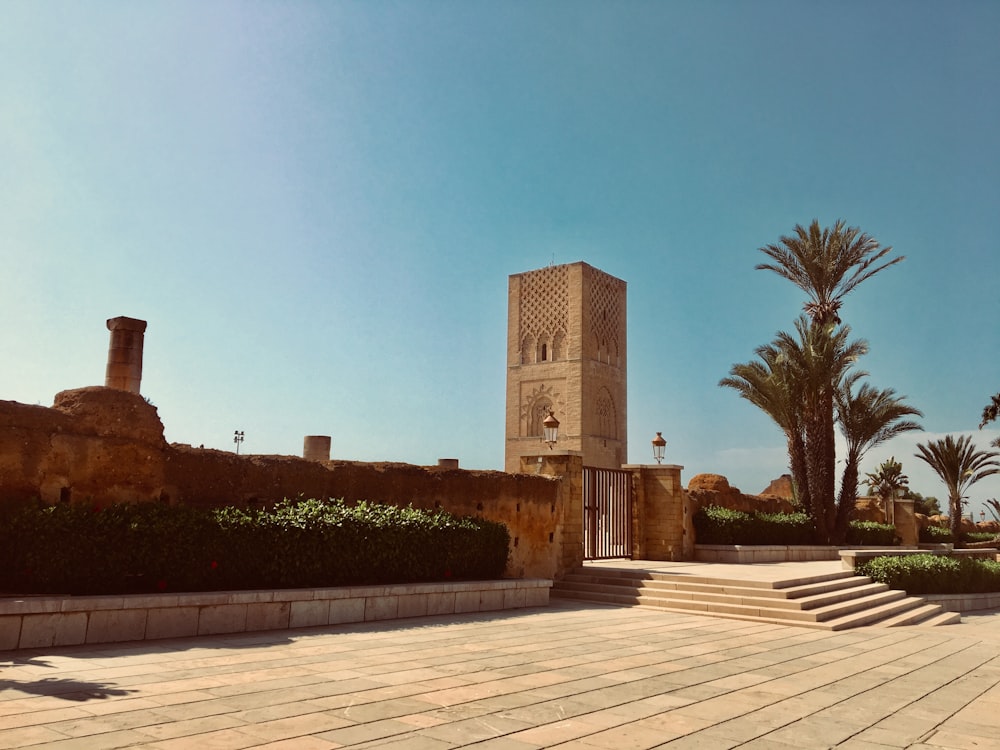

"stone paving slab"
[2,598,1000,749]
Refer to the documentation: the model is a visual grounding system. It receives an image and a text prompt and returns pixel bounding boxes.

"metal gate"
[582,467,633,560]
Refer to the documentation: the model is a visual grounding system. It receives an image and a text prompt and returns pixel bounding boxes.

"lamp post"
[234,430,245,455]
[542,410,559,449]
[651,432,667,464]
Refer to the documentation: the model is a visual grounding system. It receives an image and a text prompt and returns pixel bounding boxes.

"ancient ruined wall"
[0,388,167,507]
[0,388,571,579]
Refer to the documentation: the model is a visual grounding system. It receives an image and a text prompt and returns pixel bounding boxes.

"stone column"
[303,435,331,462]
[624,464,686,561]
[105,317,147,394]
[893,498,918,546]
[520,451,584,577]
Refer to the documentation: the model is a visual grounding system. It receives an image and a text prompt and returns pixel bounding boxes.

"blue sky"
[3,1,998,516]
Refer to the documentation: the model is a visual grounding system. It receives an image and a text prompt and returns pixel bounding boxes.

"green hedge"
[693,506,813,545]
[0,498,510,595]
[693,506,898,546]
[919,525,952,543]
[856,554,1000,594]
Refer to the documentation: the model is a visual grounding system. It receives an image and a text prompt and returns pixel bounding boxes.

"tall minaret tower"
[505,262,627,472]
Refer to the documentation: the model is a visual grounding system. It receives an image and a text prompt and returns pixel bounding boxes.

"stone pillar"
[624,464,686,561]
[303,435,331,462]
[893,498,918,546]
[521,451,584,577]
[105,317,147,394]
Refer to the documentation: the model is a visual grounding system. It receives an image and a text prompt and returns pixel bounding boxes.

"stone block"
[365,595,399,621]
[328,598,365,625]
[19,613,88,648]
[455,590,481,613]
[524,585,550,607]
[289,600,329,628]
[86,609,147,644]
[198,604,247,635]
[146,607,199,640]
[245,602,290,632]
[397,595,428,619]
[503,587,527,609]
[425,591,456,615]
[0,616,21,650]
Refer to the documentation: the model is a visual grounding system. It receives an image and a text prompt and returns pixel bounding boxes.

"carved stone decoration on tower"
[505,262,627,471]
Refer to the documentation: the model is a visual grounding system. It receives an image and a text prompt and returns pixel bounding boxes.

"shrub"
[963,531,1000,544]
[919,525,952,544]
[845,521,898,546]
[0,498,510,595]
[693,506,813,545]
[856,554,1000,594]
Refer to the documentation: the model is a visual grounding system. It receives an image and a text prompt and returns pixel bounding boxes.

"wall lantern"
[651,431,667,464]
[542,410,560,449]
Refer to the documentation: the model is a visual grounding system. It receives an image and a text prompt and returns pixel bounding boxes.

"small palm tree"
[756,219,903,327]
[721,341,810,514]
[862,457,911,527]
[839,374,922,535]
[915,435,1000,545]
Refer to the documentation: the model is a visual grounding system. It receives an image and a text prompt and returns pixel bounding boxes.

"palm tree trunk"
[834,453,859,545]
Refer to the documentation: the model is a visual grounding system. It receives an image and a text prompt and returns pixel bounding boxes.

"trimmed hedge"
[856,554,1000,594]
[919,525,952,544]
[693,506,898,546]
[693,506,813,545]
[0,498,510,595]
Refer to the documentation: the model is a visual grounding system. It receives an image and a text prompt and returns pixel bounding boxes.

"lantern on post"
[651,432,666,464]
[542,410,560,449]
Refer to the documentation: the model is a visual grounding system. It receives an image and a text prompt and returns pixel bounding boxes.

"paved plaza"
[2,568,1000,749]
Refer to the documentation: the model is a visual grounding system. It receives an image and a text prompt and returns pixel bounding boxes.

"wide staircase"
[551,565,960,630]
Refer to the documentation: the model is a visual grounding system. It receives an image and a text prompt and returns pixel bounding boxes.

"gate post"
[624,463,686,561]
[520,452,584,578]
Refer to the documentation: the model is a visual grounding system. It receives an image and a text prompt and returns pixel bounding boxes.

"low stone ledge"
[923,592,1000,613]
[695,545,844,563]
[0,579,552,652]
[840,548,998,571]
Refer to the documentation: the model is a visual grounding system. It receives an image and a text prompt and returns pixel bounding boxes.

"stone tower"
[505,262,627,472]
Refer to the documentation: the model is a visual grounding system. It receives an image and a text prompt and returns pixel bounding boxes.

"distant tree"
[837,378,922,536]
[979,393,1000,448]
[863,457,910,526]
[906,491,942,517]
[915,435,1000,545]
[756,219,903,327]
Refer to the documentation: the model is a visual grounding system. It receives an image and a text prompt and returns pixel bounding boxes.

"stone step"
[551,566,961,629]
[553,577,890,613]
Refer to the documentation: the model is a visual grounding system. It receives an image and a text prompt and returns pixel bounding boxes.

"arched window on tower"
[528,400,553,436]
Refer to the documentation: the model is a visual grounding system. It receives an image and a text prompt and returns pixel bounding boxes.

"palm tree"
[774,318,867,543]
[915,435,1000,545]
[756,219,904,327]
[862,457,911,528]
[721,341,810,515]
[979,393,1000,448]
[838,373,922,537]
[723,317,866,543]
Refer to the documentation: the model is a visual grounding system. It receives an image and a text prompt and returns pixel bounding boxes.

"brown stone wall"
[626,465,685,561]
[0,389,573,579]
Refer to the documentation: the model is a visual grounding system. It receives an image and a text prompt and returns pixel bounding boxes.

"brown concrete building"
[505,262,627,471]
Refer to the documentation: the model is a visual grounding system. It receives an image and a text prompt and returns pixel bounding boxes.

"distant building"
[505,261,627,471]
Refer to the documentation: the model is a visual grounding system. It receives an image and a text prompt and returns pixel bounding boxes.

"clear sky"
[3,1,998,517]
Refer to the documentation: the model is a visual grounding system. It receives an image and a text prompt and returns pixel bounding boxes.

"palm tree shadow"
[1,658,135,701]
[0,676,135,701]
